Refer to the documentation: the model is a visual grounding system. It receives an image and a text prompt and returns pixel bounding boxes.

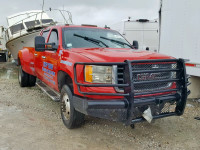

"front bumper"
[74,59,190,125]
[73,92,190,125]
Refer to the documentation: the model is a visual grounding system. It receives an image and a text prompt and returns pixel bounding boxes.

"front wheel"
[60,85,85,129]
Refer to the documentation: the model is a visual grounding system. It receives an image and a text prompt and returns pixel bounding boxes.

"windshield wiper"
[100,36,132,48]
[74,34,109,48]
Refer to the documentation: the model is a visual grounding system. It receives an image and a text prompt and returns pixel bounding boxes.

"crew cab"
[18,25,190,129]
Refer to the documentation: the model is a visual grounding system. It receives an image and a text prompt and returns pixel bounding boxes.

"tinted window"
[10,23,25,35]
[42,30,49,41]
[62,27,131,49]
[41,19,53,24]
[25,20,40,28]
[48,30,58,45]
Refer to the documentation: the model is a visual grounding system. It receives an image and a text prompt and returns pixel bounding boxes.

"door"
[42,29,59,90]
[34,29,50,81]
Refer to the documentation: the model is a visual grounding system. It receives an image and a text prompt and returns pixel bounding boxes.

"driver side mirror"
[35,36,45,52]
[35,36,58,52]
[132,40,139,49]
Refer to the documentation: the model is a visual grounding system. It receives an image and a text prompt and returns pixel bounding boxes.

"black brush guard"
[74,59,190,125]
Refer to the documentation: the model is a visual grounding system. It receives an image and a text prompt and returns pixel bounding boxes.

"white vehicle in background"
[0,26,7,62]
[159,0,200,98]
[111,18,159,52]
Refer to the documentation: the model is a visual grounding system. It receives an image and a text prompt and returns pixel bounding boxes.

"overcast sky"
[0,0,160,27]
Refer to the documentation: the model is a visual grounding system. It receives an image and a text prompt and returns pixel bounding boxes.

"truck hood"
[70,48,174,62]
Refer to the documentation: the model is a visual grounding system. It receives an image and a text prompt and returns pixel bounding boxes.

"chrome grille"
[116,63,178,93]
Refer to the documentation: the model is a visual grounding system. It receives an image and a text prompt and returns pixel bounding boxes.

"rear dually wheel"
[18,65,36,87]
[18,65,29,87]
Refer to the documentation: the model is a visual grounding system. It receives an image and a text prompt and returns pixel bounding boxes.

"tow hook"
[130,124,135,129]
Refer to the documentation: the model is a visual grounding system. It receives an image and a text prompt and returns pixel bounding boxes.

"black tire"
[60,85,85,129]
[29,74,36,87]
[3,53,7,62]
[18,65,29,87]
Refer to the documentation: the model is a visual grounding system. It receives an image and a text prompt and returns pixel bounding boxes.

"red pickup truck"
[18,25,190,129]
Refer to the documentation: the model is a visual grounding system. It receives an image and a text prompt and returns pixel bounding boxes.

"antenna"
[42,0,45,11]
[41,0,45,20]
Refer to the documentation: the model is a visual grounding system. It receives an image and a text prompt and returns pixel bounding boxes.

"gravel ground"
[0,62,200,150]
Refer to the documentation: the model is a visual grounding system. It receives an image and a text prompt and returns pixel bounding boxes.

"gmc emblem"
[137,73,159,80]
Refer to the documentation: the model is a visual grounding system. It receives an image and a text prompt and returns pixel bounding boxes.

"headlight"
[85,65,112,83]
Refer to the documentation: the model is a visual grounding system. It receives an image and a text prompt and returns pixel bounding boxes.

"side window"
[42,30,49,41]
[48,30,58,45]
[10,23,25,35]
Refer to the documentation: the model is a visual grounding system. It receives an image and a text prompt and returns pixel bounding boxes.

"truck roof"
[45,24,112,31]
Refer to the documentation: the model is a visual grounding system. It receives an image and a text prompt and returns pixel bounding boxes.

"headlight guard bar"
[74,59,188,97]
[74,59,190,125]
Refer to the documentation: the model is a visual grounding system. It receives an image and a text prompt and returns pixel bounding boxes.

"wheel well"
[18,57,21,65]
[57,71,73,92]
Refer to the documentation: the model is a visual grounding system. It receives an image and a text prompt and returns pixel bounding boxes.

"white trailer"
[111,18,159,52]
[159,0,200,98]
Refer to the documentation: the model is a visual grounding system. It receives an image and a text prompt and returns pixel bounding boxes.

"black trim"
[131,113,177,124]
[175,59,188,115]
[133,93,180,106]
[134,89,178,96]
[72,93,182,124]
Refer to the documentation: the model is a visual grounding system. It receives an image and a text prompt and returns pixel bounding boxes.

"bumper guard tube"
[73,59,190,125]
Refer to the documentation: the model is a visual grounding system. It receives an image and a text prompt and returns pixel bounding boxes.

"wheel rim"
[62,93,71,120]
[18,66,22,84]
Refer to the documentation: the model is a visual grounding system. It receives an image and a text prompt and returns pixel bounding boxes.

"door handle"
[34,53,38,56]
[42,56,46,59]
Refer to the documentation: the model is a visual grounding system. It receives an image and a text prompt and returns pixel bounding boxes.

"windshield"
[62,27,131,49]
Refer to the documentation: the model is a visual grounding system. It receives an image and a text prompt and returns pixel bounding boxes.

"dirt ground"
[0,62,200,150]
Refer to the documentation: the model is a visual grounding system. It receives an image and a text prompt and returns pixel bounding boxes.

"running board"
[36,80,60,102]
